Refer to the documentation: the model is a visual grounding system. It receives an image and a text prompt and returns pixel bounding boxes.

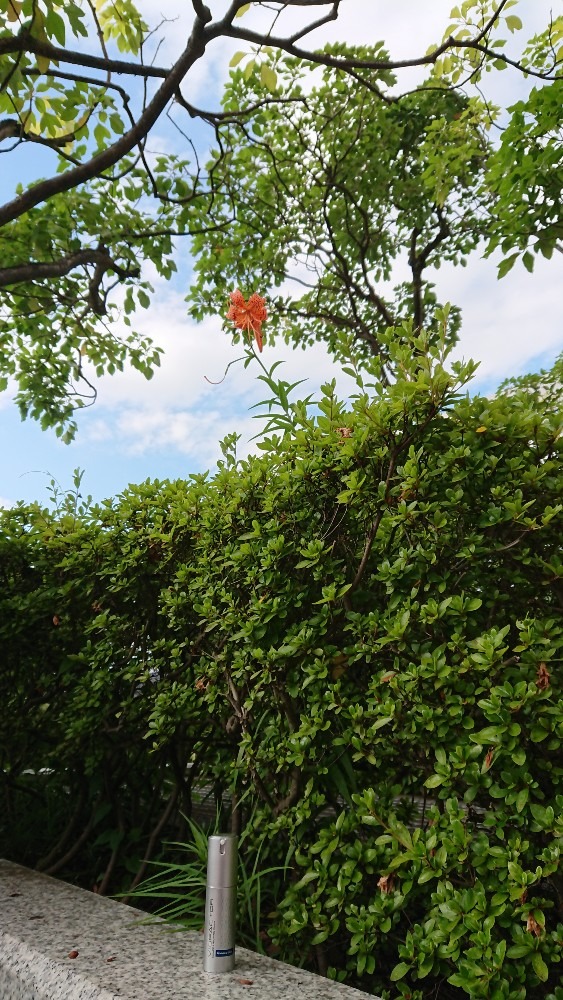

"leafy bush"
[1,332,561,999]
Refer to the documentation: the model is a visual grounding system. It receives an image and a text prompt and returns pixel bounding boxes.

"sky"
[1,0,561,509]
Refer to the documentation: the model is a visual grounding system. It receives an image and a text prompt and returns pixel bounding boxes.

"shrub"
[1,333,561,998]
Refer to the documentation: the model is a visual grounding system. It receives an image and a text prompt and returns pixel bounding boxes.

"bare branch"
[191,0,212,24]
[0,30,169,79]
[289,1,339,45]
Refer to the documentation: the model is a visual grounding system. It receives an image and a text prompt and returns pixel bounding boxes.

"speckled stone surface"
[0,861,376,1000]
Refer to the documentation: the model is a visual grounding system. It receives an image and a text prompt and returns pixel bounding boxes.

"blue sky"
[1,0,561,508]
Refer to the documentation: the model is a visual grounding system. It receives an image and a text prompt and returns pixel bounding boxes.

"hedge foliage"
[1,332,562,1000]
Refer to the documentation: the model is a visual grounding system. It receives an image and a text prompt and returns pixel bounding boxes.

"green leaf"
[418,867,437,884]
[390,962,410,981]
[424,773,446,788]
[515,787,529,813]
[507,945,532,958]
[505,14,523,32]
[497,254,519,278]
[466,597,482,611]
[469,726,507,745]
[531,952,548,982]
[229,51,246,68]
[372,716,393,731]
[260,63,278,92]
[522,251,534,273]
[293,870,319,889]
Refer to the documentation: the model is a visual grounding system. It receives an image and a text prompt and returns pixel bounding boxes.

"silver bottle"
[203,833,238,973]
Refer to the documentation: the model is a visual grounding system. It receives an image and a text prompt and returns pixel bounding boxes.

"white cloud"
[444,253,562,387]
[81,292,360,460]
[110,406,258,466]
[94,292,360,400]
[0,496,14,509]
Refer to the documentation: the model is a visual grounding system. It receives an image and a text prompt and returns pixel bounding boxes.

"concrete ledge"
[0,861,374,1000]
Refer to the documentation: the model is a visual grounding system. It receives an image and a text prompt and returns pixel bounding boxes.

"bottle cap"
[206,834,238,887]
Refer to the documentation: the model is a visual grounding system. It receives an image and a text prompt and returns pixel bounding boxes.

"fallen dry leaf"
[238,979,254,986]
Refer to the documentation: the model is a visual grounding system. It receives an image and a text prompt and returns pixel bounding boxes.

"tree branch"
[0,248,140,297]
[350,450,398,594]
[409,208,450,330]
[0,29,169,79]
[289,1,339,45]
[0,16,211,228]
[273,766,302,816]
[191,0,212,24]
[222,3,559,81]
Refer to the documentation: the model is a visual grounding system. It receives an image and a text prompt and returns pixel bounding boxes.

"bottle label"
[215,948,234,958]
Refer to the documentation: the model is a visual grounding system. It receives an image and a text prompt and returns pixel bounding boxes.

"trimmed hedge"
[1,337,561,999]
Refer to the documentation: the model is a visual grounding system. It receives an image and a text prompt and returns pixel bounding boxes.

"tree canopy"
[188,56,490,371]
[0,0,561,435]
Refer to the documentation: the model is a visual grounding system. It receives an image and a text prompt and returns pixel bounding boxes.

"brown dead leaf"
[536,662,550,690]
[238,979,254,986]
[377,873,395,894]
[526,915,542,937]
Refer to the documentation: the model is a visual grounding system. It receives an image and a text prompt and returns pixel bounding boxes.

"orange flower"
[226,290,267,352]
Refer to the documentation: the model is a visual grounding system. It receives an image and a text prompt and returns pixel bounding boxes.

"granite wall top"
[0,860,376,1000]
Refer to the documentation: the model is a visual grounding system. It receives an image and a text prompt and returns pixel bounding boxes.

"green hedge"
[1,336,561,999]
